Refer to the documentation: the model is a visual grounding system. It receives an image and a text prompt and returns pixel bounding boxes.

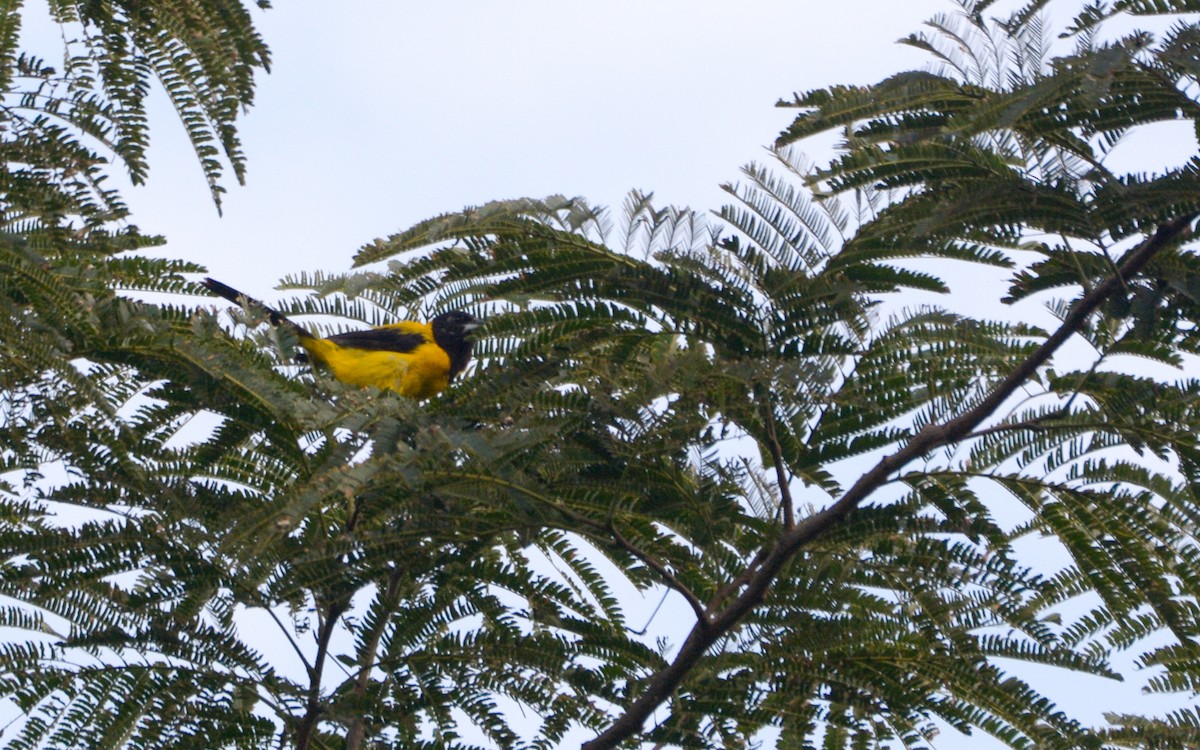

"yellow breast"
[300,334,452,399]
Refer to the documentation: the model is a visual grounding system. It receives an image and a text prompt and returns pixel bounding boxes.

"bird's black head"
[431,310,482,381]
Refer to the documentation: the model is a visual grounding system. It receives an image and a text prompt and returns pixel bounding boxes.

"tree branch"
[300,493,368,749]
[294,598,349,750]
[759,400,796,529]
[704,548,767,616]
[608,521,711,629]
[580,214,1195,750]
[345,567,406,750]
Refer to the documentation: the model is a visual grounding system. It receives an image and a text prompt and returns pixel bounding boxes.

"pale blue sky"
[111,1,948,289]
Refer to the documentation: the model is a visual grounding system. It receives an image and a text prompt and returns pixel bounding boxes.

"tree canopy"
[3,0,1200,748]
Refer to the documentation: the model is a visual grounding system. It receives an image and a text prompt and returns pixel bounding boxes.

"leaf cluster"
[5,1,1200,750]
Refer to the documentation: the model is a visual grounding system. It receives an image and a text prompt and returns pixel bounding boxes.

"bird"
[200,277,481,399]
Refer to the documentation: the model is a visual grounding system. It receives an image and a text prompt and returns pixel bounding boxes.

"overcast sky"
[105,1,952,291]
[18,1,1199,748]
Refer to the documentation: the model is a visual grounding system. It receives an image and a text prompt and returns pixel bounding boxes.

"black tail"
[200,277,312,337]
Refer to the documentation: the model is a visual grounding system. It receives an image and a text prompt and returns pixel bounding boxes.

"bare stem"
[293,599,349,750]
[760,401,796,529]
[609,522,711,628]
[345,568,406,750]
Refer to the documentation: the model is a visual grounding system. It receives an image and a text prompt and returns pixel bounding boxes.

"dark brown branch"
[345,567,406,750]
[580,214,1195,750]
[609,522,711,628]
[294,599,350,750]
[299,493,368,749]
[505,486,713,626]
[759,401,796,529]
[704,548,767,616]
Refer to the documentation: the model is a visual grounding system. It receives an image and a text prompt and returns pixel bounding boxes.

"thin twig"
[345,566,406,750]
[760,400,797,529]
[960,413,1058,440]
[608,521,711,628]
[629,588,672,636]
[294,599,350,750]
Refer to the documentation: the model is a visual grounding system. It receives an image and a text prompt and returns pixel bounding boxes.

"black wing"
[325,327,427,353]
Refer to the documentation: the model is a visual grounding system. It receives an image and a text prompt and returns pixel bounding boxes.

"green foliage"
[3,1,1200,749]
[0,2,277,748]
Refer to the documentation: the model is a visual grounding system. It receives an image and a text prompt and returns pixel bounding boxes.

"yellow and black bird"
[201,277,481,399]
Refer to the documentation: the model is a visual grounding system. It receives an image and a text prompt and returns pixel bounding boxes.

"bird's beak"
[463,318,483,334]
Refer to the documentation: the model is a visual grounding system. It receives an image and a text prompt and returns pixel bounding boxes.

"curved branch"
[608,522,711,629]
[581,214,1196,750]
